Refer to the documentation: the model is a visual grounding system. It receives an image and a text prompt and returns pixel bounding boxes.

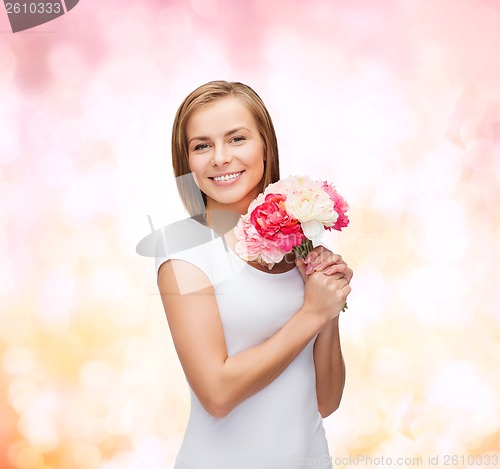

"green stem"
[292,238,314,259]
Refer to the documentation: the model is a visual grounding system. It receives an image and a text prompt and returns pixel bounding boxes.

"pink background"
[1,1,500,468]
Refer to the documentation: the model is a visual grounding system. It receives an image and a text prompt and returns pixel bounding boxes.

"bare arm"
[313,316,345,417]
[296,246,353,418]
[158,259,341,419]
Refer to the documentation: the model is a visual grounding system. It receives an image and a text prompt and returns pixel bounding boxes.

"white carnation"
[285,189,337,226]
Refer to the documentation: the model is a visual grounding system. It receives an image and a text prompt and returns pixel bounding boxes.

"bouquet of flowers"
[234,175,349,269]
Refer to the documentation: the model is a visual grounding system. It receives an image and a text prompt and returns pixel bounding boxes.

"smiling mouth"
[209,171,244,182]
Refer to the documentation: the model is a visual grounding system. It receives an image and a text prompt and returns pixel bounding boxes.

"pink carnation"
[250,193,305,251]
[234,216,287,268]
[322,182,350,231]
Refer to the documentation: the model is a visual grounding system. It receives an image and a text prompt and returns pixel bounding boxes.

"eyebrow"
[188,127,250,146]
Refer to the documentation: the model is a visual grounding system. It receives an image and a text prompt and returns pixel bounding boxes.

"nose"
[212,143,232,166]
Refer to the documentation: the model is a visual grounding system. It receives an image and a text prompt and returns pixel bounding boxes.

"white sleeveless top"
[155,218,332,469]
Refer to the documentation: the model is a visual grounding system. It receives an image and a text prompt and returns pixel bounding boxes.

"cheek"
[187,159,202,187]
[256,158,265,174]
[247,142,265,165]
[188,157,202,176]
[254,149,266,173]
[187,156,195,172]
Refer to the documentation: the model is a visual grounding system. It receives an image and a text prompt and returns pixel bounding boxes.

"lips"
[209,171,244,182]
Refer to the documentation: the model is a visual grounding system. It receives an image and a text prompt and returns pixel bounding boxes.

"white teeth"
[213,172,242,182]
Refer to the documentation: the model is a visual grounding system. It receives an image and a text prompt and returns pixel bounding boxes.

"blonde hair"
[171,81,280,223]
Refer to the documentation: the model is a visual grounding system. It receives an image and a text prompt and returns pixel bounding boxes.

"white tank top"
[155,218,332,469]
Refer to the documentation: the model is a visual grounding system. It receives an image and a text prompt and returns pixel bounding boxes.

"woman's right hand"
[296,257,351,322]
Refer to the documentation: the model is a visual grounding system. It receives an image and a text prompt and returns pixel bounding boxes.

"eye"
[230,136,246,144]
[193,143,210,151]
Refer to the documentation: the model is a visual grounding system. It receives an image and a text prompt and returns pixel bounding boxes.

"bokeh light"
[1,0,499,468]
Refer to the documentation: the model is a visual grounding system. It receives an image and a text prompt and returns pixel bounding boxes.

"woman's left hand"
[296,246,353,284]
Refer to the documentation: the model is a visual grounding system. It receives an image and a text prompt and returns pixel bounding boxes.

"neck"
[205,208,241,236]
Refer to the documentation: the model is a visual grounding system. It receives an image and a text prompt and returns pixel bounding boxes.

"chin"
[206,189,255,208]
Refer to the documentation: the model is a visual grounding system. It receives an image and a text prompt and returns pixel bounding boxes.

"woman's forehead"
[186,97,256,137]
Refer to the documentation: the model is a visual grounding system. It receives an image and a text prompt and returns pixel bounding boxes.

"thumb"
[295,256,307,282]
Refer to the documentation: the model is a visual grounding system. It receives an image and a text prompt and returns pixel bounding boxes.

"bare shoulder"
[157,258,213,296]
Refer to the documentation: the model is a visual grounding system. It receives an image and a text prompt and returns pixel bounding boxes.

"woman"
[156,81,352,468]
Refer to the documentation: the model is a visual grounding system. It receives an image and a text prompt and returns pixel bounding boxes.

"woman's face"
[186,97,266,216]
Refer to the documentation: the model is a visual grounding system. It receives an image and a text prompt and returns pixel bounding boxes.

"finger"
[340,283,352,296]
[322,263,349,276]
[323,271,344,280]
[304,245,336,263]
[315,249,342,262]
[295,257,308,282]
[344,267,354,283]
[334,277,350,290]
[340,277,349,287]
[304,250,320,264]
[308,252,343,271]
